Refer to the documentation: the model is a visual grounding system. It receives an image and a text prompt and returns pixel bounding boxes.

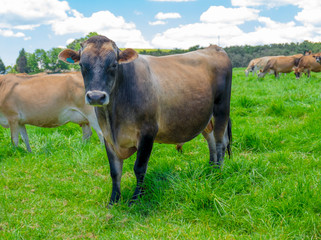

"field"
[1,68,321,239]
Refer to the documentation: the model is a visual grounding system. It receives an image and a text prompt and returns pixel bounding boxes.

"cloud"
[0,29,25,38]
[13,24,40,30]
[155,12,181,20]
[52,10,152,48]
[200,6,259,25]
[231,0,294,8]
[149,21,167,26]
[152,23,244,48]
[152,6,259,48]
[0,0,70,27]
[151,5,321,49]
[227,17,313,46]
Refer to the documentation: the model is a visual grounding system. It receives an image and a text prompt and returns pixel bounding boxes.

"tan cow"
[245,58,261,77]
[245,56,276,77]
[294,53,321,78]
[258,55,302,78]
[0,72,103,152]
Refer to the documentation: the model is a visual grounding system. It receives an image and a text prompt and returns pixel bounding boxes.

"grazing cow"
[245,58,261,77]
[245,56,275,77]
[0,72,103,152]
[294,53,321,78]
[258,55,302,78]
[59,35,232,206]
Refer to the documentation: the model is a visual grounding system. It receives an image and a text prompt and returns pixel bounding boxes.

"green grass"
[1,69,321,239]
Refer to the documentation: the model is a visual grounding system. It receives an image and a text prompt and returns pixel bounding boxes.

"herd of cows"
[7,35,320,206]
[245,51,321,78]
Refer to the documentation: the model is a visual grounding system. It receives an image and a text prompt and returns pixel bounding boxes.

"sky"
[1,0,321,66]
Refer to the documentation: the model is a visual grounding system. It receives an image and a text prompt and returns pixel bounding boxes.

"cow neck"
[102,64,122,146]
[101,104,116,146]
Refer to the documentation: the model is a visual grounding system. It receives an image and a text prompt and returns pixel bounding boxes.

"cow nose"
[85,91,109,106]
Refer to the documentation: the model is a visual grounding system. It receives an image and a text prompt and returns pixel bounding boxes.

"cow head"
[59,35,138,106]
[313,55,321,65]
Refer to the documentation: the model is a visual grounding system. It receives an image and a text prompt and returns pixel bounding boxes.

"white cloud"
[294,2,321,25]
[149,21,167,26]
[200,6,259,25]
[231,0,293,8]
[151,5,321,49]
[226,17,313,46]
[13,24,40,30]
[0,0,70,27]
[155,12,181,20]
[152,23,243,48]
[0,29,25,38]
[66,38,75,45]
[52,10,152,48]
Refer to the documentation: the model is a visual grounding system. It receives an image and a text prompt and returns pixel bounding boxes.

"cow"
[59,35,232,206]
[294,54,321,78]
[0,72,103,152]
[245,58,261,77]
[245,56,275,77]
[258,55,302,78]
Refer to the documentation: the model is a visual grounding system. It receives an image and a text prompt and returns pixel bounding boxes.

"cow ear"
[58,49,80,64]
[118,48,138,64]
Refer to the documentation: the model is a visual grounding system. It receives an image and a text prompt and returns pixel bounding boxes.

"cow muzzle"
[85,90,109,106]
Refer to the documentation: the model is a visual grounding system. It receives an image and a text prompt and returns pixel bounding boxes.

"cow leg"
[213,97,231,168]
[105,142,124,207]
[202,131,217,165]
[80,123,93,141]
[19,125,32,152]
[87,113,104,144]
[9,120,20,149]
[130,132,156,205]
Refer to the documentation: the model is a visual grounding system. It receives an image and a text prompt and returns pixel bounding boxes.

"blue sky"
[1,0,320,66]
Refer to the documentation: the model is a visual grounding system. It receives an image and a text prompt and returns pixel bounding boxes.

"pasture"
[0,68,321,239]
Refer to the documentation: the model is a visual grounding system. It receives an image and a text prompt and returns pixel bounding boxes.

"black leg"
[130,133,155,205]
[105,141,123,207]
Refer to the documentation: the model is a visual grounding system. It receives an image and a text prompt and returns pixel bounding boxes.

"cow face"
[59,35,138,106]
[313,55,321,64]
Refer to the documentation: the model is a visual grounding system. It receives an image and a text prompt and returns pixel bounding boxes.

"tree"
[0,58,5,74]
[46,48,70,72]
[16,48,29,73]
[26,52,39,73]
[67,32,99,51]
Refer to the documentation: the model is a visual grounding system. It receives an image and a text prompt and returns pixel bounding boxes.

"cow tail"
[294,56,302,67]
[227,118,232,158]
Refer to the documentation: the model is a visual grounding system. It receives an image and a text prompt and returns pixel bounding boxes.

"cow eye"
[107,63,117,72]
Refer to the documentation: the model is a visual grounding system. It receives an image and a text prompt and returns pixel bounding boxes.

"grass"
[1,69,321,239]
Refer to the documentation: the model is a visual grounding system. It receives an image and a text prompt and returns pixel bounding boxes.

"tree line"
[1,32,321,74]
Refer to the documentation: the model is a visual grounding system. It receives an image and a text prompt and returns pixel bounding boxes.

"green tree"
[26,52,39,73]
[0,58,5,74]
[34,49,50,71]
[67,32,99,51]
[16,48,29,73]
[46,48,70,72]
[6,65,18,74]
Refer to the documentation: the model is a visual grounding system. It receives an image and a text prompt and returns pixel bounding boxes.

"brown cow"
[0,72,103,152]
[258,55,302,78]
[59,35,232,206]
[294,53,321,78]
[245,56,276,77]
